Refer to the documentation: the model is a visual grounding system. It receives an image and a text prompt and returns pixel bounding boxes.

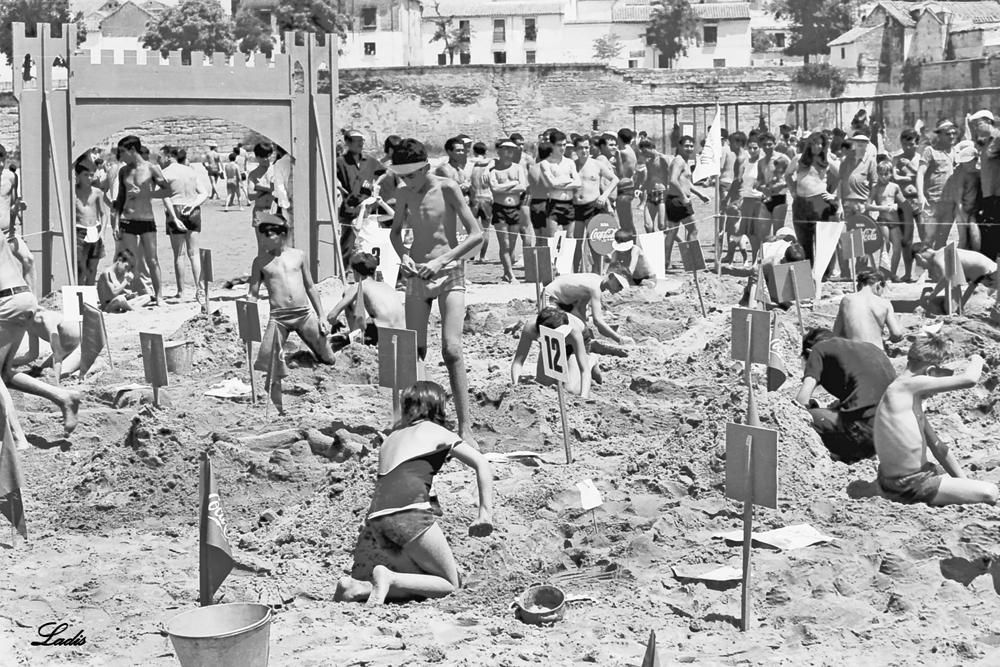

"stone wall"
[0,94,17,154]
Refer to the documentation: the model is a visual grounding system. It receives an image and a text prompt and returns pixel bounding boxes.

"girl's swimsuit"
[366,444,455,547]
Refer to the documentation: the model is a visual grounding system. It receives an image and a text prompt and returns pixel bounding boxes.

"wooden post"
[391,334,400,420]
[692,267,706,317]
[790,271,805,338]
[198,452,211,606]
[246,341,257,404]
[264,334,279,419]
[311,97,346,282]
[715,178,723,277]
[744,313,759,426]
[557,382,572,465]
[739,434,754,632]
[43,98,75,286]
[849,255,857,292]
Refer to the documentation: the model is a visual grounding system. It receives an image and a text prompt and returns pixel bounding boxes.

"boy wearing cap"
[250,215,334,410]
[325,252,405,344]
[388,139,483,444]
[916,119,958,249]
[540,271,632,345]
[941,141,982,251]
[912,242,999,309]
[338,130,385,266]
[609,230,655,286]
[489,140,527,283]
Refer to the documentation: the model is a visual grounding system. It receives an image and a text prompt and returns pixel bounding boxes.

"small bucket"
[166,603,272,667]
[164,340,193,374]
[513,584,566,626]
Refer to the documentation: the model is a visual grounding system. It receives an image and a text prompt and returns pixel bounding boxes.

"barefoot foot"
[366,565,392,606]
[62,391,81,435]
[334,576,373,602]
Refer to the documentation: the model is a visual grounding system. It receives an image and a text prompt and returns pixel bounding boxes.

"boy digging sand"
[873,332,998,505]
[326,252,405,344]
[250,215,334,411]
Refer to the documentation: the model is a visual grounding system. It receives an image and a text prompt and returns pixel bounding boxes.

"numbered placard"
[539,324,572,383]
[200,249,214,282]
[377,327,418,390]
[678,240,707,272]
[139,331,168,387]
[577,479,603,511]
[730,307,771,365]
[235,299,262,343]
[62,285,98,322]
[944,242,967,286]
[770,260,816,303]
[839,229,865,259]
[725,423,778,510]
[524,246,553,286]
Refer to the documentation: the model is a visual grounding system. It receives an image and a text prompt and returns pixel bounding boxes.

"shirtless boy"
[832,271,904,349]
[541,271,632,345]
[248,141,276,228]
[527,143,552,240]
[665,135,710,270]
[874,334,998,505]
[615,128,639,234]
[326,252,405,344]
[912,242,999,308]
[0,233,80,445]
[388,139,484,443]
[203,143,222,199]
[250,215,334,410]
[489,140,527,282]
[573,136,618,272]
[74,161,106,286]
[636,139,670,233]
[1,144,35,290]
[510,307,593,397]
[539,131,580,235]
[97,249,148,312]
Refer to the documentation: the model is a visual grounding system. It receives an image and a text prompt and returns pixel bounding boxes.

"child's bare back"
[873,376,930,477]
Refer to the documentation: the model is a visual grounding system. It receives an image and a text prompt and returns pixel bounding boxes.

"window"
[361,7,376,31]
[460,52,471,65]
[628,59,639,68]
[438,53,447,65]
[525,17,537,42]
[458,20,470,43]
[493,19,506,43]
[713,58,726,68]
[493,51,507,64]
[526,50,536,64]
[841,47,846,59]
[657,53,669,68]
[774,33,785,48]
[364,42,376,56]
[703,25,718,44]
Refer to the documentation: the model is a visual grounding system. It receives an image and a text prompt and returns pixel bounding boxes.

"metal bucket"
[164,340,193,374]
[513,584,566,626]
[166,603,272,667]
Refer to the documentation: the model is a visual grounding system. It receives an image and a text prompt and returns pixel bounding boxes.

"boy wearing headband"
[389,139,484,444]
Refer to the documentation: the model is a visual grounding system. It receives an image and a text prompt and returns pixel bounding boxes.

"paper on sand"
[204,378,253,399]
[576,479,603,511]
[711,523,834,551]
[671,564,742,582]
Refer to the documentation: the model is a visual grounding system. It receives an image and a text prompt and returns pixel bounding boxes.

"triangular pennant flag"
[78,303,107,377]
[0,415,26,538]
[766,312,787,392]
[554,233,577,276]
[199,452,233,604]
[637,231,666,280]
[754,262,771,306]
[812,219,846,299]
[692,105,722,184]
[640,629,660,667]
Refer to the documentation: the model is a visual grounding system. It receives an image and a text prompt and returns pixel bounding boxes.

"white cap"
[612,240,634,252]
[775,227,796,239]
[955,140,978,164]
[970,109,995,123]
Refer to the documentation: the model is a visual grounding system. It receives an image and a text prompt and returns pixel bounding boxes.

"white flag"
[691,106,722,184]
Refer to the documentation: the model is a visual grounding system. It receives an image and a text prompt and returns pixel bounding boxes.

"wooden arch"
[12,23,342,294]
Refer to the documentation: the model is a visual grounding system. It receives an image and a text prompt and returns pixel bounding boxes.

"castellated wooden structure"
[12,22,342,294]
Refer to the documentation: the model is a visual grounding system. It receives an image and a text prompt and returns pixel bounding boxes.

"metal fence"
[632,86,1000,153]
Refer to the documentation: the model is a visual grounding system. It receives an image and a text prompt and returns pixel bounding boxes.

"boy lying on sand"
[873,332,998,505]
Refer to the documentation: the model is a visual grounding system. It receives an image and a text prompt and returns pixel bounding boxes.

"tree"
[645,0,700,68]
[234,9,274,58]
[233,0,350,57]
[769,0,860,63]
[428,0,471,65]
[593,31,624,63]
[751,29,774,53]
[0,0,86,66]
[142,0,235,59]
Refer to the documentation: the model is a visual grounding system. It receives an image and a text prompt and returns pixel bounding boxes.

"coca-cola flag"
[199,452,233,605]
[766,313,788,392]
[0,415,26,538]
[640,630,660,667]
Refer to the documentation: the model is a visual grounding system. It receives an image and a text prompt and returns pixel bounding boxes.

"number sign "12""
[538,324,572,383]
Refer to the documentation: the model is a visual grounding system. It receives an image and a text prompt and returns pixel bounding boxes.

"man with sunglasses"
[389,139,483,444]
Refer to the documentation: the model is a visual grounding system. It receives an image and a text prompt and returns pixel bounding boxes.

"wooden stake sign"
[235,299,261,404]
[577,478,603,534]
[61,286,100,382]
[943,242,966,315]
[725,422,779,632]
[523,246,553,311]
[839,228,865,291]
[139,332,168,407]
[377,327,419,419]
[200,248,214,317]
[79,302,113,377]
[539,323,574,464]
[731,308,771,426]
[770,260,815,338]
[678,240,707,317]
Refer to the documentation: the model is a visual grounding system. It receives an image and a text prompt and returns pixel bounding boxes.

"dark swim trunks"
[529,199,548,229]
[763,194,787,213]
[877,462,944,505]
[120,219,156,236]
[547,199,574,227]
[574,200,601,225]
[492,203,521,227]
[666,195,694,223]
[647,190,665,205]
[167,207,202,235]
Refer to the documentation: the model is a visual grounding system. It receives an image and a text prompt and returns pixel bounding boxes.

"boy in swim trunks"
[250,215,334,411]
[912,242,999,309]
[609,229,655,286]
[326,252,405,345]
[873,333,998,505]
[97,249,149,313]
[489,140,527,283]
[539,131,580,235]
[636,139,670,234]
[665,135,710,271]
[510,306,594,397]
[526,142,552,240]
[388,139,484,444]
[74,161,106,286]
[541,271,632,345]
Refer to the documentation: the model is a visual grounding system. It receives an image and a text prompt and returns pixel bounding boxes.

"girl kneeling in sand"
[335,381,494,605]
